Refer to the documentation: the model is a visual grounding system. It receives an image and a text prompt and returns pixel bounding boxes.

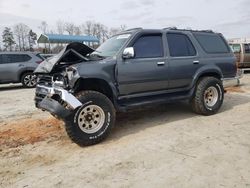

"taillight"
[36,61,42,64]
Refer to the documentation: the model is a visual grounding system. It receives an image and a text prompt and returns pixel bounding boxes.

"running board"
[118,91,192,110]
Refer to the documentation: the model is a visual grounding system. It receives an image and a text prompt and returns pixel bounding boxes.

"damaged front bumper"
[35,85,82,120]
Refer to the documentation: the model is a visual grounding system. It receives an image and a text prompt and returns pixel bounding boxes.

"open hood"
[35,42,95,73]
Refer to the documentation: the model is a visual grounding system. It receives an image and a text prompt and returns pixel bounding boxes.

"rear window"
[36,53,45,60]
[229,44,241,53]
[0,54,31,63]
[194,33,230,53]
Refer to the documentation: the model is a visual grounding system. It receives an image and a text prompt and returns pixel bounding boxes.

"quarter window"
[194,33,229,53]
[167,33,196,57]
[244,44,250,53]
[133,35,163,58]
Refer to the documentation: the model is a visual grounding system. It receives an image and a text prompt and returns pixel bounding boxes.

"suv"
[229,42,250,68]
[34,28,237,146]
[0,52,44,87]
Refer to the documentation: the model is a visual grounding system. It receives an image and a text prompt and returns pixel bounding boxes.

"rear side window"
[133,35,163,58]
[229,44,241,53]
[0,54,31,64]
[244,44,250,53]
[167,33,196,57]
[194,33,229,53]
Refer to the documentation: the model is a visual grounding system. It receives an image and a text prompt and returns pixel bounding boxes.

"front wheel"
[191,77,224,115]
[65,91,116,146]
[21,72,37,88]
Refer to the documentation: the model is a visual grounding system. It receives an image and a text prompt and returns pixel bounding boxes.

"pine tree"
[2,27,15,51]
[28,30,37,51]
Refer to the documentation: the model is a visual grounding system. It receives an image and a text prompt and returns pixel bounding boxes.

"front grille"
[37,75,53,87]
[35,75,53,106]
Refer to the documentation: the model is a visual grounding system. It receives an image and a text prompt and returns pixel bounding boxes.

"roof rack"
[163,27,214,33]
[125,27,143,32]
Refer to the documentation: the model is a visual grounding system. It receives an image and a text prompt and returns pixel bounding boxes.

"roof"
[37,34,99,44]
[120,27,215,35]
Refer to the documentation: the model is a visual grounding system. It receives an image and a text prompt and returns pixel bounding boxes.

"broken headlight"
[52,74,67,88]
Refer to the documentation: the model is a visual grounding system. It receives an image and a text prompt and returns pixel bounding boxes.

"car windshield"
[91,34,131,57]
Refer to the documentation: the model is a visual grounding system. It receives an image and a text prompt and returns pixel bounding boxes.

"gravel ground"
[0,75,250,188]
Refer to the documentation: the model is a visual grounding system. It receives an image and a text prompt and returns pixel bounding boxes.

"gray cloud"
[21,3,30,9]
[139,0,155,6]
[120,0,139,9]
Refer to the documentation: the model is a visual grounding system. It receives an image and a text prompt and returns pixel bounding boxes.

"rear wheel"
[191,77,224,115]
[65,90,116,146]
[21,72,37,88]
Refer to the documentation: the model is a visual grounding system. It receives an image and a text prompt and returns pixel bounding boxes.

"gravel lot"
[0,75,250,188]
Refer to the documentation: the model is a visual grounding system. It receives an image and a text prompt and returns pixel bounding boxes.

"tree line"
[1,20,126,52]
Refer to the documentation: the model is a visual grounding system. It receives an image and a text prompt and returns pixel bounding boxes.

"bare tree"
[120,24,127,31]
[74,26,81,35]
[84,21,93,35]
[39,21,48,34]
[81,21,109,42]
[64,22,75,35]
[13,23,30,51]
[56,20,65,34]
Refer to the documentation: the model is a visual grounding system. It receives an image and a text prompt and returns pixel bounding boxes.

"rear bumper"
[35,85,82,120]
[222,69,243,87]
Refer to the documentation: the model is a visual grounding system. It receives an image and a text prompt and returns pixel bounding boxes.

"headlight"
[52,74,67,88]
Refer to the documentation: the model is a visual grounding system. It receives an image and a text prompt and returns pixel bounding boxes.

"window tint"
[0,54,31,64]
[133,35,163,58]
[167,33,196,57]
[244,44,250,53]
[229,44,241,53]
[194,33,229,53]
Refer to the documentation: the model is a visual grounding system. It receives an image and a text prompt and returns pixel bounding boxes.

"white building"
[228,38,250,43]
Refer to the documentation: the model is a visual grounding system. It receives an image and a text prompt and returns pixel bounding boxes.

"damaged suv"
[35,28,237,146]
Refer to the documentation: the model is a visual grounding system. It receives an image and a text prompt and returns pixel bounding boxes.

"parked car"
[229,42,250,68]
[0,52,44,87]
[34,28,237,146]
[40,53,55,59]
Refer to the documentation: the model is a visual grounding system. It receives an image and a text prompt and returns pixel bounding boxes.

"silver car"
[0,52,44,87]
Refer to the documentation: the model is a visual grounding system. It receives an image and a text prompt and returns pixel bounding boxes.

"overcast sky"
[0,0,249,39]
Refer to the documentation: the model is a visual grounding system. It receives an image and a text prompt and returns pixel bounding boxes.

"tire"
[21,72,37,88]
[65,90,116,146]
[191,77,224,116]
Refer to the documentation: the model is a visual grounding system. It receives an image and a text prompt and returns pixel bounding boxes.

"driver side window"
[133,34,163,58]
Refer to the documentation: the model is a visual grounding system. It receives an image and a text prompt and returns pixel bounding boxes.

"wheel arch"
[19,70,34,82]
[73,77,117,103]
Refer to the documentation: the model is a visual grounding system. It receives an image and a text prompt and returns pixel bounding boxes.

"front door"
[117,33,169,95]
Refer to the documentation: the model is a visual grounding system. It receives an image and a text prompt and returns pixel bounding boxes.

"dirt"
[0,118,64,149]
[225,86,245,93]
[0,76,250,188]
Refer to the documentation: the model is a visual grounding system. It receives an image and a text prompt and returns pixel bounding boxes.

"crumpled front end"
[35,75,82,120]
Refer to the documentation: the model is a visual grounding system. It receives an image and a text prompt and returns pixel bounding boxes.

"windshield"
[92,34,131,57]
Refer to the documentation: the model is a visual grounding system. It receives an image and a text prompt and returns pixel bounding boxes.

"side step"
[118,91,192,110]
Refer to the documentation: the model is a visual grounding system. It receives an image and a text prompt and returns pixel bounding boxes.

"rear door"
[166,32,201,89]
[117,33,169,95]
[0,54,31,82]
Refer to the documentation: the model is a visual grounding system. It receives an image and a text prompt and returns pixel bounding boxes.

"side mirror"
[122,47,134,59]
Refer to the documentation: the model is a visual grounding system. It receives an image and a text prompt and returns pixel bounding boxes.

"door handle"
[157,62,165,66]
[18,64,24,67]
[193,60,200,64]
